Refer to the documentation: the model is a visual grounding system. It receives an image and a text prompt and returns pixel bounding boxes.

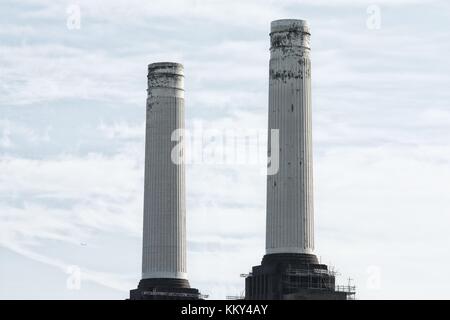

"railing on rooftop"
[142,290,208,299]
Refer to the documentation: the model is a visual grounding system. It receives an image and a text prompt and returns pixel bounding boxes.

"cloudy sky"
[1,0,450,300]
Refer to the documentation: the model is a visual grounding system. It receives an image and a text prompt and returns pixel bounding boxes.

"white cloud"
[0,119,51,148]
[98,121,144,139]
[4,242,133,292]
[314,144,450,299]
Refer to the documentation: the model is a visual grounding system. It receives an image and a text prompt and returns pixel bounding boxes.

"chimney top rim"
[148,62,184,70]
[271,19,310,33]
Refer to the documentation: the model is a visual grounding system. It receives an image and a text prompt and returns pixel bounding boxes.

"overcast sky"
[1,0,450,300]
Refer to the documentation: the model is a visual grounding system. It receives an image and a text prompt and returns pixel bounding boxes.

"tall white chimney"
[130,62,200,300]
[266,19,314,255]
[142,62,187,280]
[245,20,353,300]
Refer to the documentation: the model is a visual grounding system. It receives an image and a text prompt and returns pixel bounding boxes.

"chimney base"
[245,253,354,300]
[130,278,202,300]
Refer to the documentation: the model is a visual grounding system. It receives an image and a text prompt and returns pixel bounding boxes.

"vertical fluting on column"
[266,20,314,255]
[142,62,187,280]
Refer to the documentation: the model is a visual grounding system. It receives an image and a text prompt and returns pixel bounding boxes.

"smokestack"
[266,19,314,255]
[130,62,201,300]
[244,20,354,300]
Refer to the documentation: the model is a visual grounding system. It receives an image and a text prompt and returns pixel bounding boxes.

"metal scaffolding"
[141,289,208,299]
[282,266,356,299]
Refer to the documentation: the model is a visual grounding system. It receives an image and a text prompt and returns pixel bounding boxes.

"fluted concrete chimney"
[142,62,187,280]
[266,19,314,255]
[244,20,353,300]
[130,62,200,300]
